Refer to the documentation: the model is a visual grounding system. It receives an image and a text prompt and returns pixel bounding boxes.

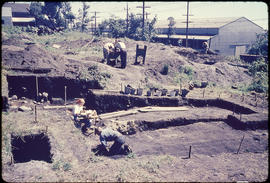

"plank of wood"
[43,105,74,109]
[100,109,138,119]
[138,106,189,112]
[100,106,189,119]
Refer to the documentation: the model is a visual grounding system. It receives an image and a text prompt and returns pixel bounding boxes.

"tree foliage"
[98,13,157,41]
[78,2,90,32]
[29,2,74,31]
[247,58,268,93]
[248,31,268,56]
[167,17,176,39]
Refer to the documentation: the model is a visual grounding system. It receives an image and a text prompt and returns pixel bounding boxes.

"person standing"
[114,39,127,68]
[103,42,115,65]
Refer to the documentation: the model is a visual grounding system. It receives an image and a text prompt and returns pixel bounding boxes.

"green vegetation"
[98,13,157,41]
[79,65,112,88]
[248,31,268,56]
[178,65,194,81]
[52,160,72,171]
[160,64,169,75]
[247,58,268,93]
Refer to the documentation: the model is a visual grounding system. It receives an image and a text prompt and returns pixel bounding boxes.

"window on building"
[2,20,4,24]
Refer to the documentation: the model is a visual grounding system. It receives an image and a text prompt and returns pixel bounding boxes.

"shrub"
[160,64,169,75]
[178,65,194,79]
[247,58,268,93]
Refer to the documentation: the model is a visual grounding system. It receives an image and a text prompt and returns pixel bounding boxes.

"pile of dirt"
[2,35,253,91]
[2,42,69,76]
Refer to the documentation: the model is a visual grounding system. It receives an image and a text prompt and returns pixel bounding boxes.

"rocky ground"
[1,31,268,182]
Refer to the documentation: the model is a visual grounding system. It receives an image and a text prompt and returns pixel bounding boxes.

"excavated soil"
[1,33,268,182]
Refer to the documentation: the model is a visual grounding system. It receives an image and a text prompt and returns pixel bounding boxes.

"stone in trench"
[18,106,32,112]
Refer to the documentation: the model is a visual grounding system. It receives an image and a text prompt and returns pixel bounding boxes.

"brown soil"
[1,34,268,182]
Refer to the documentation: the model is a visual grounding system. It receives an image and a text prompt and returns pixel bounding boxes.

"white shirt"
[73,104,84,116]
[104,43,115,50]
[115,42,126,50]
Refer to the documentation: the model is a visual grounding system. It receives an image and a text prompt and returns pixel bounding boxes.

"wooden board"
[100,106,189,119]
[138,106,189,112]
[100,109,138,119]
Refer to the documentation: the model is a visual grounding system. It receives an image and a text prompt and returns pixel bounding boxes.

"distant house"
[155,17,266,56]
[2,2,35,26]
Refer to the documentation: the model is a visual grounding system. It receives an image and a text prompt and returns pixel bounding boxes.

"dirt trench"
[6,75,102,100]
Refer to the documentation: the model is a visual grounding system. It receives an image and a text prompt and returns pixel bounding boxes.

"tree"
[78,2,90,32]
[42,2,65,30]
[248,31,268,56]
[61,2,75,29]
[107,16,126,38]
[167,17,176,40]
[28,2,44,26]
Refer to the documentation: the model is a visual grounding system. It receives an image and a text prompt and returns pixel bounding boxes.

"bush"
[247,58,268,93]
[178,65,194,77]
[160,64,169,75]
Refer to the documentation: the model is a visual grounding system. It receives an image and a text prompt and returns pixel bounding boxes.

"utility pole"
[124,3,130,34]
[90,11,100,33]
[136,1,151,37]
[182,1,193,48]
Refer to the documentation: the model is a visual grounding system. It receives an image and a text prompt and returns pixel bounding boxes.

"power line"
[90,11,100,33]
[136,0,151,37]
[124,2,130,34]
[183,1,194,48]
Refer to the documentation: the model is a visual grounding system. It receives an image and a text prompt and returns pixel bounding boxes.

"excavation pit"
[11,133,53,163]
[6,75,102,100]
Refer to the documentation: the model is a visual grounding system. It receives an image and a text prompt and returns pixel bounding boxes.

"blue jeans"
[74,115,91,129]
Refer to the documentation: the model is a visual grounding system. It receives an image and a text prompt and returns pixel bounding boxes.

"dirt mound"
[2,43,67,75]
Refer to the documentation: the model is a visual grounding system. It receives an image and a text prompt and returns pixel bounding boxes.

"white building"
[2,2,35,26]
[155,17,266,56]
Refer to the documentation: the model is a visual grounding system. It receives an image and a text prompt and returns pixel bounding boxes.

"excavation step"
[102,106,267,135]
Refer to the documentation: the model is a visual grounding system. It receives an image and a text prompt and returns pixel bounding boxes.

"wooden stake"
[237,134,245,154]
[240,113,242,121]
[64,86,67,106]
[188,146,192,158]
[36,76,39,100]
[35,105,37,123]
[203,89,205,98]
[255,93,257,101]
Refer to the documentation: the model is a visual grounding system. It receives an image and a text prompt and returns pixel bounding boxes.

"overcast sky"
[70,1,268,29]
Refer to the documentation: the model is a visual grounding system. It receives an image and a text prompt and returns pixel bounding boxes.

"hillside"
[1,30,268,182]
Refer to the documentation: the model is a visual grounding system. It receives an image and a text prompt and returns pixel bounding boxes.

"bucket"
[130,88,136,95]
[161,89,167,96]
[147,90,152,96]
[155,90,162,97]
[124,86,131,94]
[137,88,143,96]
[170,90,176,97]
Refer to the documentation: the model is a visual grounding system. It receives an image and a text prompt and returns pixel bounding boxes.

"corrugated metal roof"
[2,7,12,17]
[156,34,213,40]
[155,17,243,28]
[3,2,30,13]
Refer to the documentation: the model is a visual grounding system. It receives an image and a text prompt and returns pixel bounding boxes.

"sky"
[70,1,268,30]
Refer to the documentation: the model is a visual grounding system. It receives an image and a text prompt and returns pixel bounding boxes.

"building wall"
[210,17,265,56]
[2,7,13,26]
[2,16,13,25]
